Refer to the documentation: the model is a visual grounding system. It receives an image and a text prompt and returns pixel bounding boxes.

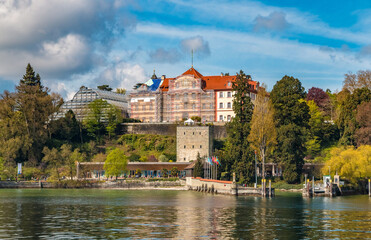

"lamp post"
[254,150,257,188]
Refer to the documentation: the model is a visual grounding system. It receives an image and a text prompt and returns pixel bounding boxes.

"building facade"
[176,125,213,162]
[129,67,258,123]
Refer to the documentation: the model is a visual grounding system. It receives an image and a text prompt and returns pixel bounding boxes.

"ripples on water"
[0,189,370,239]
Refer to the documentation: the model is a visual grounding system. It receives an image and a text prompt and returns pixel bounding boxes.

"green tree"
[161,168,169,178]
[50,110,82,143]
[84,99,107,143]
[270,75,310,183]
[106,105,122,140]
[116,88,127,95]
[42,147,63,180]
[193,153,204,178]
[103,148,127,180]
[14,64,62,163]
[336,88,371,146]
[248,86,277,178]
[355,101,371,146]
[171,167,179,177]
[322,145,371,184]
[222,70,254,183]
[97,85,113,91]
[69,149,85,179]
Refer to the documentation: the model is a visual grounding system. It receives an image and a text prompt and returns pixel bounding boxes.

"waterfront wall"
[0,180,185,189]
[186,177,275,196]
[121,123,227,139]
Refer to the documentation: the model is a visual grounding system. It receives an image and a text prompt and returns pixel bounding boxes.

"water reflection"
[0,189,370,239]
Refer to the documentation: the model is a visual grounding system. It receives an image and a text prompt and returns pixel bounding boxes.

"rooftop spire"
[191,49,194,68]
[151,68,157,79]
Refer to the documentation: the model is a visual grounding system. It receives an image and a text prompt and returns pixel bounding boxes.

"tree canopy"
[103,148,127,179]
[270,75,309,183]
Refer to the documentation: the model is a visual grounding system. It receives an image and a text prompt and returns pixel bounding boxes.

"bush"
[129,153,141,162]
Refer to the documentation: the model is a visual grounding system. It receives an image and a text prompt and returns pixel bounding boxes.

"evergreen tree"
[193,152,204,178]
[270,75,310,183]
[223,70,254,183]
[20,63,42,88]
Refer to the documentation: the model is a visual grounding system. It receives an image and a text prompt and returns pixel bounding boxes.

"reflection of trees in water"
[233,196,306,239]
[0,199,46,239]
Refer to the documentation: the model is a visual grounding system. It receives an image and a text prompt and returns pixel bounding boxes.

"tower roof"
[181,67,203,78]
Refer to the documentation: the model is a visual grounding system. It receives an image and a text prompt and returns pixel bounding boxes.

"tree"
[84,99,108,143]
[193,153,204,178]
[97,85,113,91]
[116,88,127,95]
[222,70,254,183]
[50,110,82,143]
[336,88,371,146]
[270,75,310,183]
[322,145,371,184]
[161,168,169,178]
[306,87,330,114]
[158,154,169,162]
[12,64,62,163]
[69,149,85,180]
[106,105,122,139]
[191,116,201,122]
[343,70,371,93]
[248,86,276,178]
[103,148,127,180]
[60,144,72,179]
[355,101,371,146]
[171,167,179,177]
[42,147,63,180]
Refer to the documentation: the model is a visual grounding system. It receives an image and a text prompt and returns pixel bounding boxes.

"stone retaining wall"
[0,180,185,189]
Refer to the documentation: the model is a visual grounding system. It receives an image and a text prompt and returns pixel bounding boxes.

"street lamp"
[254,150,257,188]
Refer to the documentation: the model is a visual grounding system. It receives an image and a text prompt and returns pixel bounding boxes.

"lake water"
[0,189,370,239]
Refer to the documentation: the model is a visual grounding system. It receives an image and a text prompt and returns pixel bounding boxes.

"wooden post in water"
[312,176,315,197]
[368,179,370,197]
[269,179,271,198]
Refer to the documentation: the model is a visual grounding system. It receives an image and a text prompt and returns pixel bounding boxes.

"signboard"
[17,163,22,175]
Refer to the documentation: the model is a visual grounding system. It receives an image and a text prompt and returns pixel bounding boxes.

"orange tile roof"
[181,67,203,78]
[159,67,257,92]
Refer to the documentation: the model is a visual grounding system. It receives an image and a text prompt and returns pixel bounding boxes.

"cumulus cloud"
[96,62,147,90]
[148,48,182,63]
[0,0,135,81]
[181,35,210,57]
[359,45,371,58]
[254,11,289,32]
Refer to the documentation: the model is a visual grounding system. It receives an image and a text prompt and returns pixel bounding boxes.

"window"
[202,103,205,109]
[219,92,224,98]
[210,116,213,121]
[184,132,185,135]
[227,115,231,121]
[200,145,202,148]
[184,103,188,109]
[227,81,232,87]
[227,102,231,109]
[193,132,194,135]
[149,117,153,122]
[251,93,256,100]
[184,157,186,161]
[210,103,213,109]
[192,103,196,110]
[192,82,196,88]
[176,94,179,100]
[176,104,179,110]
[219,102,223,109]
[227,92,232,98]
[150,104,153,110]
[219,115,223,121]
[143,117,146,122]
[199,132,201,135]
[184,145,186,149]
[184,93,188,98]
[176,83,179,88]
[192,93,196,99]
[192,145,194,149]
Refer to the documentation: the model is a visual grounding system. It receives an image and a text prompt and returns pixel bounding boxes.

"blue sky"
[1,0,371,99]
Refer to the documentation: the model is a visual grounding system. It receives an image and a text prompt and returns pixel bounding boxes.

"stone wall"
[120,123,227,139]
[0,180,185,189]
[121,123,177,136]
[177,126,213,162]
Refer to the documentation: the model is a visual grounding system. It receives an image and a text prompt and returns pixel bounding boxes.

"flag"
[216,157,221,165]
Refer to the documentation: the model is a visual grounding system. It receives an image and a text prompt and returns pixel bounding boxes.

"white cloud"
[97,62,147,90]
[148,48,182,63]
[254,11,289,32]
[180,36,210,57]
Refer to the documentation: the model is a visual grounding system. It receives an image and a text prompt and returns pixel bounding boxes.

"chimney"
[221,72,224,77]
[161,75,166,80]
